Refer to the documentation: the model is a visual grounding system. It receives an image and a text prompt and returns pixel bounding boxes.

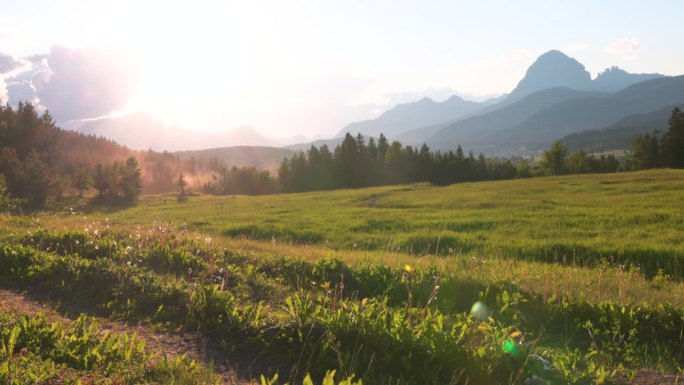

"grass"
[55,169,684,278]
[1,169,683,384]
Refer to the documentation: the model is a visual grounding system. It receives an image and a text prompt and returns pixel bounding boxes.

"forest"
[1,103,683,207]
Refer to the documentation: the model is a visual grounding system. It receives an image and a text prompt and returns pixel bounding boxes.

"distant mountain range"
[425,87,609,151]
[68,49,681,157]
[334,95,486,139]
[322,50,675,154]
[72,112,314,151]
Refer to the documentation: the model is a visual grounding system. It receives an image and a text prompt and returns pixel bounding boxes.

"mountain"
[507,50,593,101]
[343,51,666,149]
[506,51,665,101]
[335,95,484,139]
[474,75,684,151]
[426,87,608,151]
[592,66,664,93]
[175,146,294,172]
[561,105,683,152]
[76,112,280,151]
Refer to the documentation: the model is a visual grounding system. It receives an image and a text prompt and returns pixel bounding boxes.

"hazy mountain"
[507,50,593,101]
[477,75,684,151]
[76,112,280,151]
[426,87,608,150]
[371,51,665,148]
[335,95,483,139]
[592,66,664,93]
[175,146,295,172]
[561,104,683,152]
[395,121,451,146]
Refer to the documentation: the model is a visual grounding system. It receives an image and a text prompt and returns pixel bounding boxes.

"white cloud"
[604,37,640,54]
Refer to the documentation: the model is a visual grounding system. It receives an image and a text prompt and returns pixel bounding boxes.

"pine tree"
[662,108,684,168]
[120,157,143,203]
[23,149,59,208]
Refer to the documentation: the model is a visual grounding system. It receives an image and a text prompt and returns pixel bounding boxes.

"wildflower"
[404,264,414,273]
[205,237,212,244]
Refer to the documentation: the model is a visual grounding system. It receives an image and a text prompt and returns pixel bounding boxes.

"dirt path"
[0,288,281,385]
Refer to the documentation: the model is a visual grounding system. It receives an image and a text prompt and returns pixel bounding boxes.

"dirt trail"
[0,288,280,385]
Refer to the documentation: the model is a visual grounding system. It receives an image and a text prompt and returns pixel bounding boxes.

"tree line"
[273,133,621,194]
[202,132,622,196]
[625,108,684,170]
[0,103,148,208]
[2,101,681,206]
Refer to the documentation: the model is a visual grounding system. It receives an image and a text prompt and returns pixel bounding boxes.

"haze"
[1,0,683,139]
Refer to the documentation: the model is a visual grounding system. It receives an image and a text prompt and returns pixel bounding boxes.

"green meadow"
[102,169,684,277]
[2,169,683,384]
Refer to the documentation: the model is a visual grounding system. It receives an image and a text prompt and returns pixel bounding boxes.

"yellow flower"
[404,264,414,273]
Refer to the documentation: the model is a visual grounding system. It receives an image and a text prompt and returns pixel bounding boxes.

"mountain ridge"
[75,112,281,151]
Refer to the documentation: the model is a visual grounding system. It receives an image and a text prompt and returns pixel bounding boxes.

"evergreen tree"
[23,149,60,208]
[120,157,143,202]
[662,108,684,168]
[627,132,661,170]
[278,158,292,192]
[377,133,389,163]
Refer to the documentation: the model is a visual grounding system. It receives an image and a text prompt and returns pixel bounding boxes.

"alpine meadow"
[1,2,684,385]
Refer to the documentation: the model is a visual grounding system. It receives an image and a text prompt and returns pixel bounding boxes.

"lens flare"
[470,301,490,321]
[502,339,520,356]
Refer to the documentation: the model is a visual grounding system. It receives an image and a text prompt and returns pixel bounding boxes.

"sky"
[0,0,683,138]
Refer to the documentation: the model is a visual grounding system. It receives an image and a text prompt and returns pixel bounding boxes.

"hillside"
[481,75,684,151]
[427,87,608,151]
[561,104,683,151]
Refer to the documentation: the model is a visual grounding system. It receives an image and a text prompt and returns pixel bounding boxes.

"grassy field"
[1,169,683,384]
[81,169,684,277]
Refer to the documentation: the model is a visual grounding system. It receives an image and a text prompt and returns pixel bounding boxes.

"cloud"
[0,46,138,121]
[28,46,139,121]
[0,52,21,74]
[605,37,640,54]
[6,80,39,105]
